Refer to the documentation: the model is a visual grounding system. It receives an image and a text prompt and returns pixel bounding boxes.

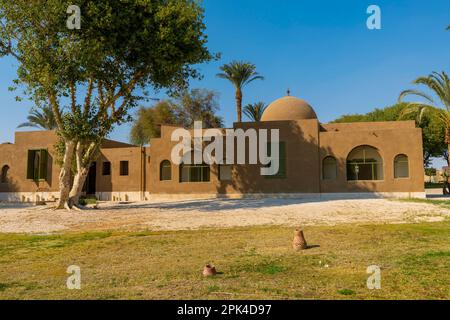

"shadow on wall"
[95,155,113,201]
[0,175,20,202]
[213,121,373,196]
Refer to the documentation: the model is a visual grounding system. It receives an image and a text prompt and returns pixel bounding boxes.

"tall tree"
[0,0,213,209]
[216,61,264,122]
[17,105,57,130]
[130,101,179,146]
[333,102,447,166]
[175,88,223,128]
[399,71,450,186]
[243,102,266,122]
[129,89,223,146]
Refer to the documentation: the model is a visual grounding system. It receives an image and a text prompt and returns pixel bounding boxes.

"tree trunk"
[69,168,89,206]
[56,140,75,209]
[442,142,450,195]
[235,88,242,123]
[68,141,100,206]
[444,129,450,195]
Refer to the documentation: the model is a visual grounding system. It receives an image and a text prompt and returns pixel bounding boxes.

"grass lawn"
[0,222,449,300]
[399,198,450,207]
[425,182,444,189]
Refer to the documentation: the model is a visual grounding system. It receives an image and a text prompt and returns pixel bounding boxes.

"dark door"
[85,162,97,195]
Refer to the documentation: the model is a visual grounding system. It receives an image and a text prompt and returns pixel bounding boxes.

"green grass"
[79,197,98,206]
[0,222,449,300]
[425,182,444,189]
[398,198,450,207]
[337,289,356,296]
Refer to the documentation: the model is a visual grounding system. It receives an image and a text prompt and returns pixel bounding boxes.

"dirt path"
[0,198,449,234]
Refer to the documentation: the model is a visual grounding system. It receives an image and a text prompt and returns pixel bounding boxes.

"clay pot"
[203,264,217,277]
[293,228,307,251]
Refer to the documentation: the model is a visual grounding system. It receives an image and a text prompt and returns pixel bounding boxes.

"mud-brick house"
[0,95,426,202]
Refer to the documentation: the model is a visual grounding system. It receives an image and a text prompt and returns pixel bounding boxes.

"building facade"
[0,96,425,202]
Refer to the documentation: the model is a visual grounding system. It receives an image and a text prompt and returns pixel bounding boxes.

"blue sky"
[0,0,449,163]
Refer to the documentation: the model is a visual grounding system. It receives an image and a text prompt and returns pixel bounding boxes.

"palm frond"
[243,102,267,121]
[17,122,39,129]
[400,71,450,120]
[399,102,435,124]
[216,60,264,89]
[398,89,434,104]
[17,105,57,130]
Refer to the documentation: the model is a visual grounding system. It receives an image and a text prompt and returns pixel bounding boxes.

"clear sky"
[0,0,449,163]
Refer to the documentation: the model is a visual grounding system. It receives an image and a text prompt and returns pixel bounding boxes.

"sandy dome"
[261,96,317,121]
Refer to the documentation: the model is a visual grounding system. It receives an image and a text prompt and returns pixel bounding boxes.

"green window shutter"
[265,142,286,178]
[39,149,48,181]
[278,142,286,177]
[27,150,34,180]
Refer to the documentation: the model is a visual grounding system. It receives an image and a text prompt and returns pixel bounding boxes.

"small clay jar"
[203,264,217,277]
[293,228,307,251]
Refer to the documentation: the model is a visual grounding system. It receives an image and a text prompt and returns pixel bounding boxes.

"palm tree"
[216,61,264,122]
[17,105,57,130]
[399,71,450,192]
[243,102,267,122]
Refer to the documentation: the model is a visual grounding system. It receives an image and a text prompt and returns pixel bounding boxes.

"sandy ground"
[1,197,450,234]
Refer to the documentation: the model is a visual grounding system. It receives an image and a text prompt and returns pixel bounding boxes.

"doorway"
[83,162,97,196]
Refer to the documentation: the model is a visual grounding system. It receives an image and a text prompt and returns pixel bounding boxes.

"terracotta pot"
[203,264,217,277]
[293,228,307,251]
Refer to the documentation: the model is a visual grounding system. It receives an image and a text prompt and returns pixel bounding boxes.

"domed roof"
[261,96,317,121]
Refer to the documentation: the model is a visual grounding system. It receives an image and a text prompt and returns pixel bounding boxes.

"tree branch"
[69,81,76,113]
[47,90,65,134]
[83,78,94,116]
[105,71,144,117]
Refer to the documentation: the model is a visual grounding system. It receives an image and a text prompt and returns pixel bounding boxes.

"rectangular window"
[180,164,210,182]
[264,141,286,179]
[120,161,129,176]
[219,165,232,181]
[26,149,48,181]
[102,162,111,176]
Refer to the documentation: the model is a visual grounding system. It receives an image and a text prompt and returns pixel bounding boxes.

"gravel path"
[0,198,449,234]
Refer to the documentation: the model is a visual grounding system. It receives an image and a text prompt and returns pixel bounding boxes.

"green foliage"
[398,71,450,164]
[337,289,356,296]
[0,0,214,144]
[217,61,264,90]
[79,196,97,206]
[333,103,410,123]
[333,103,447,164]
[130,101,179,146]
[243,102,267,121]
[0,0,213,96]
[174,88,224,128]
[217,61,264,122]
[425,167,437,176]
[130,89,223,146]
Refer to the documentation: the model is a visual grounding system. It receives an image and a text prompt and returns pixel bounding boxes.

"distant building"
[0,96,425,202]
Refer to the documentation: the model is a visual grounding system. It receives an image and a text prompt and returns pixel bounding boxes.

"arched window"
[322,156,337,180]
[1,165,9,183]
[347,145,383,181]
[160,160,172,181]
[394,154,409,178]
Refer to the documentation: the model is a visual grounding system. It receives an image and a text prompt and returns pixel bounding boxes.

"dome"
[261,96,317,121]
